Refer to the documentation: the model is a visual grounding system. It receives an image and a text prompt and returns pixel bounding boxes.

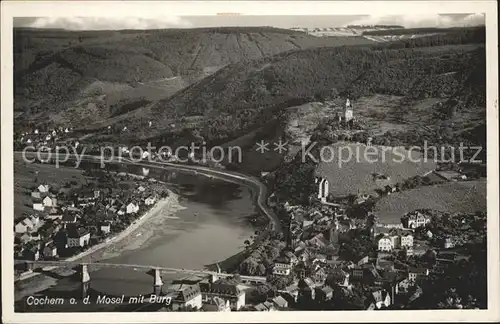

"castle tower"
[344,98,353,123]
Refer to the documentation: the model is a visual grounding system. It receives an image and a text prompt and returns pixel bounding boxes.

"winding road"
[14,151,282,233]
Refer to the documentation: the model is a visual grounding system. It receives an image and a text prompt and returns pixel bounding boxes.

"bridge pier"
[153,268,163,295]
[25,261,34,272]
[80,264,91,299]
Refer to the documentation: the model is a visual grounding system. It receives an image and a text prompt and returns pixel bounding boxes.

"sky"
[13,14,485,31]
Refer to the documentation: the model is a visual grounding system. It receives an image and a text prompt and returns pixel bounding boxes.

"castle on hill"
[335,98,354,125]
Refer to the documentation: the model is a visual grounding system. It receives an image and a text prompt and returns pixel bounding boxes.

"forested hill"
[108,27,485,145]
[14,26,374,122]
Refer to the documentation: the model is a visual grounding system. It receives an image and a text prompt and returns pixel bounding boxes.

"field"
[315,142,436,197]
[373,180,487,223]
[13,157,89,221]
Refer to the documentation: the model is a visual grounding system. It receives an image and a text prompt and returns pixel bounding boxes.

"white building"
[400,233,414,248]
[126,202,139,214]
[33,203,44,211]
[315,177,329,202]
[37,184,50,193]
[43,243,58,258]
[378,236,393,252]
[42,196,57,207]
[100,222,111,234]
[403,211,431,229]
[15,217,35,234]
[344,98,354,122]
[170,285,203,311]
[67,229,91,248]
[145,195,157,206]
[273,253,293,276]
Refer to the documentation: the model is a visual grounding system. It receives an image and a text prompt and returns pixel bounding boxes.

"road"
[15,151,282,233]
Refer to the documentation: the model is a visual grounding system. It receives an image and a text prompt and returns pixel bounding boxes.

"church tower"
[344,98,353,123]
[285,220,294,251]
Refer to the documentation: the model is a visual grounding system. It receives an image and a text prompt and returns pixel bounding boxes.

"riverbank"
[14,156,273,303]
[14,191,183,301]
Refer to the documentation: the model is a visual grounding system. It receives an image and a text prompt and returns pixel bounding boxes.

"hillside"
[95,27,485,147]
[373,180,487,223]
[14,27,374,127]
[315,143,437,197]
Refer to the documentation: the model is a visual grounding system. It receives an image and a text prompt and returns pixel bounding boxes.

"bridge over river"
[16,259,267,300]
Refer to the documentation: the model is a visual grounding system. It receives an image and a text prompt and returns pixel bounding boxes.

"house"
[272,296,288,309]
[94,190,101,199]
[366,289,391,310]
[313,254,327,264]
[312,267,327,285]
[408,267,430,283]
[169,284,203,311]
[335,218,357,233]
[296,247,315,263]
[307,233,329,248]
[283,250,299,265]
[61,213,78,224]
[33,203,44,212]
[144,195,157,206]
[352,263,382,283]
[378,236,394,252]
[15,220,30,234]
[15,215,40,234]
[442,236,456,249]
[273,253,293,276]
[397,277,414,293]
[100,222,111,235]
[201,296,231,312]
[199,278,246,310]
[31,191,41,199]
[15,217,34,234]
[328,268,350,287]
[253,303,269,311]
[254,301,276,311]
[126,202,139,214]
[23,246,40,261]
[37,184,50,193]
[43,242,58,259]
[376,258,395,271]
[402,211,431,229]
[315,286,334,303]
[30,214,40,226]
[400,232,414,248]
[43,196,57,207]
[298,278,316,301]
[66,228,91,248]
[137,186,146,193]
[279,283,299,303]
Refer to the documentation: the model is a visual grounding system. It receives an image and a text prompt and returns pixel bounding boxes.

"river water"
[18,164,259,305]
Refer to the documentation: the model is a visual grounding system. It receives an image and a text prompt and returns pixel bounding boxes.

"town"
[14,98,486,312]
[9,14,489,317]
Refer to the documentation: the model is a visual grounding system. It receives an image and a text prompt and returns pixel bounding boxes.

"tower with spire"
[344,98,353,123]
[285,219,294,251]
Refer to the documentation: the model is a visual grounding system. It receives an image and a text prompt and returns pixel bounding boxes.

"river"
[15,164,261,310]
